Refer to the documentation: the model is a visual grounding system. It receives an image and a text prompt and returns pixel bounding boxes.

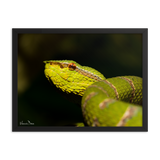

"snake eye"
[68,63,76,71]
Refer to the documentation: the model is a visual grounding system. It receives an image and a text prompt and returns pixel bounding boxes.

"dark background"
[18,33,142,126]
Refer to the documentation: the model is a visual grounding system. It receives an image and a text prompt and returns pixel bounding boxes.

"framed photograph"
[12,28,148,131]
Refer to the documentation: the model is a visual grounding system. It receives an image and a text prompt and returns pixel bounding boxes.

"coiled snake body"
[44,60,142,127]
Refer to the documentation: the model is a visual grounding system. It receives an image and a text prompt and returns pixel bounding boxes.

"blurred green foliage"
[18,33,142,126]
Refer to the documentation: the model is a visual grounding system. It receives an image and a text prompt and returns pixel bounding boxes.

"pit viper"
[44,60,142,127]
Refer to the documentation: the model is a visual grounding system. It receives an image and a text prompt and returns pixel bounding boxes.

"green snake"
[44,60,142,127]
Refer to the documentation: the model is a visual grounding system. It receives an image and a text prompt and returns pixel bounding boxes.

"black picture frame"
[9,26,150,133]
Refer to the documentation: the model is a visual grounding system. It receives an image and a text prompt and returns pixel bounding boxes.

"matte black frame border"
[12,28,148,132]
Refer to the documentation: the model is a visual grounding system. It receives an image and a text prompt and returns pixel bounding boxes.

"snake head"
[44,60,106,96]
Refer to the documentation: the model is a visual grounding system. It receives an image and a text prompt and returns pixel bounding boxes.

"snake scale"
[44,60,142,127]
